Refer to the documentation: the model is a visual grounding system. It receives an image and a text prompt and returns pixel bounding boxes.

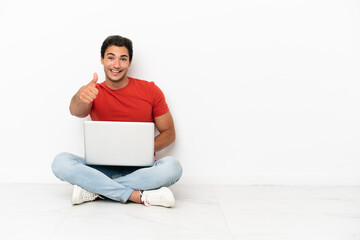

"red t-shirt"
[90,77,169,122]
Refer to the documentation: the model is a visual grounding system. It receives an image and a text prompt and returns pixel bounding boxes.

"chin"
[110,77,124,83]
[106,74,123,82]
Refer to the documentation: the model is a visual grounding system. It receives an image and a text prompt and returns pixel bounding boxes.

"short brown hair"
[101,35,133,62]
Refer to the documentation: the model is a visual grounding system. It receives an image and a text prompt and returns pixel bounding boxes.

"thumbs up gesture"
[78,73,99,104]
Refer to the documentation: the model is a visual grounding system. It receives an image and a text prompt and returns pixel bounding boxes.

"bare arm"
[154,111,176,152]
[69,73,99,118]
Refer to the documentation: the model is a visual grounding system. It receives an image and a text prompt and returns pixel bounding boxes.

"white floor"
[0,184,359,240]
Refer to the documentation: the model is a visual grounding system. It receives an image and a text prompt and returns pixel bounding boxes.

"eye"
[108,56,114,60]
[121,58,127,61]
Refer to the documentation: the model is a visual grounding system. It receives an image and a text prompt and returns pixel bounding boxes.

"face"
[101,45,131,84]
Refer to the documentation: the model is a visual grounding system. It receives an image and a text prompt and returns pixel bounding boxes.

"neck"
[105,76,130,90]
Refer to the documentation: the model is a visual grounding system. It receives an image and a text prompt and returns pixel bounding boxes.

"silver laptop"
[84,121,155,166]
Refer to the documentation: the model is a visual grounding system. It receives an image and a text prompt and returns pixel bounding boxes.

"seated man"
[52,35,182,207]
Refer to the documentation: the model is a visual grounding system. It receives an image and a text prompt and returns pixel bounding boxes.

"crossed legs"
[51,152,182,204]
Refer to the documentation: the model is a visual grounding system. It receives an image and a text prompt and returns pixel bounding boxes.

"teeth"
[111,70,120,73]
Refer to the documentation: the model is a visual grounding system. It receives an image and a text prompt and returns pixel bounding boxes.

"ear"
[101,57,104,65]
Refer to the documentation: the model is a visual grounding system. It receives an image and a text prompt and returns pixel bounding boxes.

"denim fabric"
[52,152,182,203]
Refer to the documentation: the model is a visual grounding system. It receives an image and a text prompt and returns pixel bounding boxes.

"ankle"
[128,190,142,203]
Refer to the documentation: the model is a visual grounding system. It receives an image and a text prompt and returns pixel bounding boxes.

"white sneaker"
[141,187,175,208]
[71,185,99,205]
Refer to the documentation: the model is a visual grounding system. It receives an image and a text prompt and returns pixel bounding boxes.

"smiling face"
[101,45,132,89]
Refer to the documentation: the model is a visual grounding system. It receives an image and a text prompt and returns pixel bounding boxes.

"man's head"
[101,35,133,62]
[100,35,133,88]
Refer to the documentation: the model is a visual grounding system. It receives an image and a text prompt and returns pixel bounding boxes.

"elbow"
[69,106,89,118]
[73,113,89,118]
[69,106,79,117]
[171,130,176,144]
[69,106,75,116]
[69,101,91,118]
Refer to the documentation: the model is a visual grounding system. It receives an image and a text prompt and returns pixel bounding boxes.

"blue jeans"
[51,152,182,203]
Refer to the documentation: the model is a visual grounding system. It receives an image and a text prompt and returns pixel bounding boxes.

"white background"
[0,0,359,185]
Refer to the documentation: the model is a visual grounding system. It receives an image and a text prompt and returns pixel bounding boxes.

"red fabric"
[90,77,169,122]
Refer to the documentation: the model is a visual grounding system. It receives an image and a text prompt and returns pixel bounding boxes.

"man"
[52,35,182,207]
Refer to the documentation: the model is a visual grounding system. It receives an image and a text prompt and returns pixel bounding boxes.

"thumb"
[90,72,98,86]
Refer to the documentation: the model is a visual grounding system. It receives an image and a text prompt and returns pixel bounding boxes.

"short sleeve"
[151,83,169,118]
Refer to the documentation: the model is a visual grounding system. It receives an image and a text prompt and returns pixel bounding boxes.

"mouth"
[110,69,122,73]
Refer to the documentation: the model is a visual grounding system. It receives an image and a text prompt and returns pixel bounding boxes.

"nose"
[113,58,120,68]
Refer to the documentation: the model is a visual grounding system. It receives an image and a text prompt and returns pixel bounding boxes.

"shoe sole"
[71,185,81,205]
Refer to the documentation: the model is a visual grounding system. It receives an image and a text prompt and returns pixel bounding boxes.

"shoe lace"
[144,192,163,205]
[80,189,98,201]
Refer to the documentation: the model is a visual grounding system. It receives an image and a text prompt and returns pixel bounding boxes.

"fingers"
[79,88,97,103]
[78,73,99,104]
[79,95,91,104]
[83,85,98,101]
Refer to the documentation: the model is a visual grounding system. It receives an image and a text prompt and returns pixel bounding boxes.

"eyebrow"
[106,53,128,58]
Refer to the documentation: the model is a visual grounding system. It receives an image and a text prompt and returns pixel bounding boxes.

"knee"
[158,156,183,184]
[51,152,77,180]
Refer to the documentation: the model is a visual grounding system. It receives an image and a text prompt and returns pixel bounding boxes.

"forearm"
[154,129,175,152]
[69,92,93,118]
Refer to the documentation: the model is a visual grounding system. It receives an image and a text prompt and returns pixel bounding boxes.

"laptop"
[84,121,155,166]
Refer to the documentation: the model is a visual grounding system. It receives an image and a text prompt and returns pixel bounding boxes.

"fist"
[78,73,99,104]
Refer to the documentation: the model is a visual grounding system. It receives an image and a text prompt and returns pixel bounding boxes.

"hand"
[78,73,99,104]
